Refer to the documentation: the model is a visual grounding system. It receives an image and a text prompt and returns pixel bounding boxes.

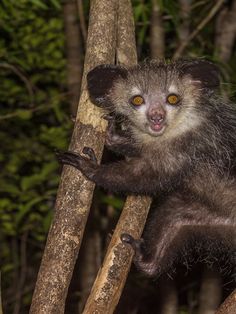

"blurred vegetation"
[0,0,70,311]
[0,0,235,313]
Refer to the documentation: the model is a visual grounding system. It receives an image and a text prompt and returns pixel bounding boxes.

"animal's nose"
[148,108,165,124]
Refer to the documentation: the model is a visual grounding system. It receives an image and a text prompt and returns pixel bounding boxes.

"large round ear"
[87,64,128,107]
[179,60,220,89]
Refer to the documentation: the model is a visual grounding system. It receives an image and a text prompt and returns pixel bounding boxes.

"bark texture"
[30,1,117,313]
[116,0,137,66]
[83,196,151,314]
[82,1,152,312]
[215,290,236,314]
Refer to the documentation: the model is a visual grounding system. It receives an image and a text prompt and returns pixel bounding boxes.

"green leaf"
[101,195,124,209]
[29,0,48,10]
[15,196,45,226]
[50,0,61,10]
[16,109,33,120]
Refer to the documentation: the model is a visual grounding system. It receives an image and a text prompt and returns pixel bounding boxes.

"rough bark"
[215,290,236,314]
[215,0,236,62]
[30,1,117,313]
[198,268,221,314]
[116,0,137,66]
[82,196,151,314]
[82,1,152,312]
[63,0,84,116]
[150,0,165,59]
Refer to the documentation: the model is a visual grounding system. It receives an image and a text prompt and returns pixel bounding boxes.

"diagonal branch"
[82,1,152,313]
[77,0,87,44]
[30,1,118,312]
[173,0,225,59]
[0,63,35,105]
[215,289,236,314]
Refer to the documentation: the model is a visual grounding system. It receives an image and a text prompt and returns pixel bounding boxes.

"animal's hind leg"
[121,195,235,277]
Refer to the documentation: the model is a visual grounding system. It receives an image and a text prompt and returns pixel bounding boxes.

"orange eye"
[131,95,145,106]
[167,94,179,105]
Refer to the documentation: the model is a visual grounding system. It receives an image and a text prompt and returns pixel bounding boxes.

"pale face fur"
[109,64,204,144]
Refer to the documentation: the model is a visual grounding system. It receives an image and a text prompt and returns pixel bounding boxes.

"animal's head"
[87,60,220,140]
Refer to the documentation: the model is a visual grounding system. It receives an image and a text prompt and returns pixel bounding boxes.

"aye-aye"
[57,60,236,277]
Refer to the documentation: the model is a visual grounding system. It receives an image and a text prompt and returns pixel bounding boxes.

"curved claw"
[120,233,145,253]
[56,151,83,168]
[82,147,97,164]
[102,113,115,121]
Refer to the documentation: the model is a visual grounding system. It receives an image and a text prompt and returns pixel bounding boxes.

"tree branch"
[173,0,225,59]
[0,63,35,105]
[215,290,236,314]
[178,0,192,42]
[215,0,236,62]
[82,196,151,313]
[82,1,152,312]
[77,0,87,44]
[198,267,221,314]
[150,0,165,59]
[30,1,118,312]
[63,0,83,115]
[0,273,3,314]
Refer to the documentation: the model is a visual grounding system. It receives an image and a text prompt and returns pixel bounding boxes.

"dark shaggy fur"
[58,60,236,277]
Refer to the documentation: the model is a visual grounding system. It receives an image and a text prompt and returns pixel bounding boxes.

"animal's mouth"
[150,122,164,132]
[148,121,166,135]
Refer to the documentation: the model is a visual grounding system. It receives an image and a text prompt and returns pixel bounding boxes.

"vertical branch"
[215,0,236,62]
[77,229,102,312]
[30,1,118,312]
[77,0,87,44]
[150,0,165,59]
[13,232,28,314]
[173,0,224,59]
[83,1,152,312]
[116,0,137,65]
[63,0,83,115]
[178,0,191,43]
[0,273,3,314]
[198,268,222,314]
[160,279,178,314]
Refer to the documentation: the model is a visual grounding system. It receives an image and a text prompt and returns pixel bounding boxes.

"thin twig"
[0,63,35,105]
[30,0,118,311]
[13,232,28,314]
[0,93,68,121]
[77,0,87,44]
[173,0,225,59]
[0,273,3,314]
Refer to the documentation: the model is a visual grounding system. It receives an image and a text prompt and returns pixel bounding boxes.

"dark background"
[0,0,235,313]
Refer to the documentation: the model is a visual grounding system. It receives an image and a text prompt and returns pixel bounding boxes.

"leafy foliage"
[1,0,236,313]
[0,0,72,311]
